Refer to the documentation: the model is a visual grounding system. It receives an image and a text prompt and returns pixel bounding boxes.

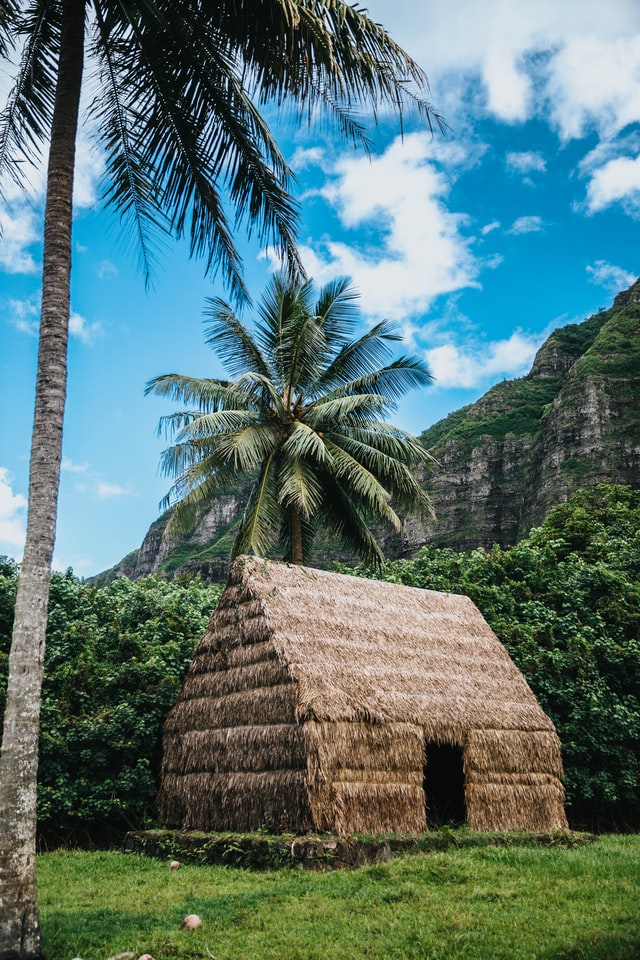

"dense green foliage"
[572,305,640,383]
[343,483,640,827]
[0,567,221,842]
[38,839,640,960]
[2,485,638,838]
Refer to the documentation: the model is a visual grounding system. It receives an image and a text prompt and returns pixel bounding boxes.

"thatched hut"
[159,557,567,834]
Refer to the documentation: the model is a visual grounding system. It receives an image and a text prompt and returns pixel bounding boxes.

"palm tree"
[147,273,435,568]
[0,4,441,956]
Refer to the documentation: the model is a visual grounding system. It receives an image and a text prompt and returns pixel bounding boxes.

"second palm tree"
[147,274,435,569]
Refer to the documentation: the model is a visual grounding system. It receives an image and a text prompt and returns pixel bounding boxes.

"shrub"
[0,568,221,844]
[345,483,640,829]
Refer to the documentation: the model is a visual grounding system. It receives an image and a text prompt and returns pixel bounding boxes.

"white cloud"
[481,220,501,236]
[286,133,485,321]
[62,457,89,474]
[506,151,547,175]
[425,331,541,389]
[584,153,640,214]
[0,467,26,554]
[586,260,636,293]
[69,311,102,344]
[73,134,105,209]
[508,215,544,235]
[97,481,133,499]
[0,205,39,274]
[547,35,640,141]
[364,1,640,139]
[7,295,40,335]
[96,259,119,280]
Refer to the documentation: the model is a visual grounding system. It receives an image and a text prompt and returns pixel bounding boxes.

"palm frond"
[91,2,169,283]
[213,420,282,471]
[94,1,302,299]
[324,441,400,532]
[277,455,324,519]
[233,453,283,557]
[215,0,445,145]
[313,275,360,348]
[145,374,246,412]
[280,420,331,464]
[306,392,391,427]
[324,356,434,403]
[0,0,60,198]
[313,319,399,393]
[317,472,386,570]
[203,298,272,379]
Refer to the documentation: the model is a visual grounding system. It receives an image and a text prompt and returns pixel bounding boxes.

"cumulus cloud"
[69,311,102,344]
[547,35,640,141]
[0,467,26,554]
[425,331,541,389]
[507,215,544,235]
[279,133,486,321]
[506,151,547,175]
[0,206,39,274]
[481,220,501,235]
[584,153,640,214]
[365,0,640,139]
[586,259,636,293]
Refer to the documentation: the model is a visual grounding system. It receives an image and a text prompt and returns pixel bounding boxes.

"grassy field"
[38,835,639,960]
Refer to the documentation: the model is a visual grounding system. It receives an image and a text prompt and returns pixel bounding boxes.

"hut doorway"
[424,743,466,827]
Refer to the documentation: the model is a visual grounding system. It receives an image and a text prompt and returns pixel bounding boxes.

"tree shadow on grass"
[546,926,640,960]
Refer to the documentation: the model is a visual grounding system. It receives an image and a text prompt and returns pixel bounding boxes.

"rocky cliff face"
[96,280,640,582]
[414,282,640,551]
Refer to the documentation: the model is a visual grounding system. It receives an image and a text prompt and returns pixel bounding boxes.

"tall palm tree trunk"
[288,504,304,565]
[0,1,85,957]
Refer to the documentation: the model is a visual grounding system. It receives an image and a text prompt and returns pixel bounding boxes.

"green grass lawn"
[38,835,640,960]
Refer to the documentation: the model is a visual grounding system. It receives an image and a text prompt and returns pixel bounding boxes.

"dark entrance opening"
[424,743,466,827]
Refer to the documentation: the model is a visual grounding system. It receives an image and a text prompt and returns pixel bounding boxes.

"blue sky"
[1,0,639,576]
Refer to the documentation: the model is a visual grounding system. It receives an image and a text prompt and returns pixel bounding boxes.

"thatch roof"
[159,556,567,833]
[211,556,554,741]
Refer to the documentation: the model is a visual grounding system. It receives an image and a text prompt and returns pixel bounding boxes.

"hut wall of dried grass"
[159,557,568,834]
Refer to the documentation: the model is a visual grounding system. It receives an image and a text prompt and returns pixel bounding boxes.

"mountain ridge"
[95,280,640,583]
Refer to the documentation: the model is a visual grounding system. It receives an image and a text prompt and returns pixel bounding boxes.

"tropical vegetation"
[1,485,638,839]
[0,563,220,845]
[0,3,440,955]
[146,273,434,567]
[344,483,640,829]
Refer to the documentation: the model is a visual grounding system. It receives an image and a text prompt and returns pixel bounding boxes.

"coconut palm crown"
[147,273,435,568]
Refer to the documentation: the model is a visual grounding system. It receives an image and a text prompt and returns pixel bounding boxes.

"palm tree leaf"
[313,319,399,393]
[94,1,302,299]
[307,392,391,426]
[277,455,324,519]
[313,275,360,349]
[233,453,283,557]
[324,440,400,531]
[213,420,282,471]
[203,298,272,379]
[145,373,247,412]
[317,472,386,570]
[0,0,59,198]
[280,420,331,464]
